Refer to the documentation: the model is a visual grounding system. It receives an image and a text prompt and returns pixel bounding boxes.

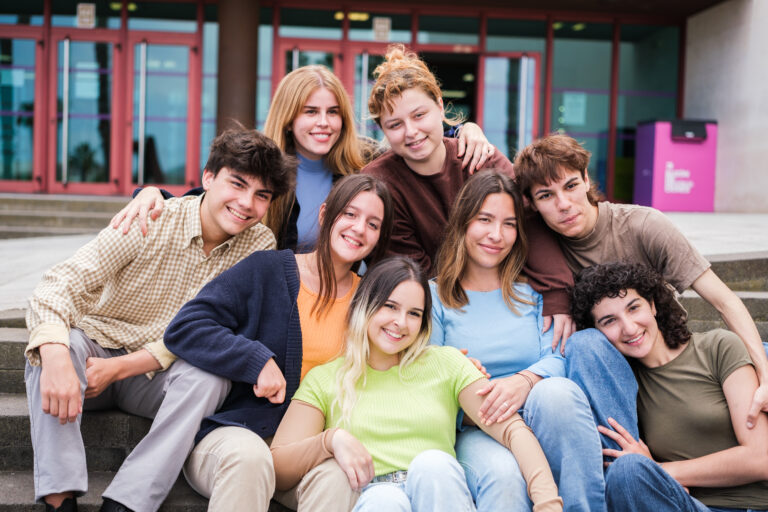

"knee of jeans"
[358,483,409,509]
[527,377,590,414]
[409,450,460,480]
[565,329,619,367]
[457,431,522,484]
[605,454,653,492]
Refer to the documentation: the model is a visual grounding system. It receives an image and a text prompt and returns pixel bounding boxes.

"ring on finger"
[502,401,509,409]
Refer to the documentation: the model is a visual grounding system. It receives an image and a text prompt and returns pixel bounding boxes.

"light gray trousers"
[25,328,230,512]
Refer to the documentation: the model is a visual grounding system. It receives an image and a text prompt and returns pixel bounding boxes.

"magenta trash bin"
[634,120,717,212]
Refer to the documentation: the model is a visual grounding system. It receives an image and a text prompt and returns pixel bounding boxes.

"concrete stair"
[0,194,127,239]
[0,256,765,510]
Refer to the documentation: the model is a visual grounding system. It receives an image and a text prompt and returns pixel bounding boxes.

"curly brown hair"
[571,262,692,348]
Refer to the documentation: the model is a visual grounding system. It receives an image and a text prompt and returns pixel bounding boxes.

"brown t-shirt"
[636,329,768,508]
[362,138,573,315]
[559,202,710,292]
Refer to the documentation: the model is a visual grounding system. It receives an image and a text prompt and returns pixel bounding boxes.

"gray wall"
[685,0,768,212]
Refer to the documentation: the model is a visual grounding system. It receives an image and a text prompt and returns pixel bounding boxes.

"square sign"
[373,17,391,42]
[77,3,96,29]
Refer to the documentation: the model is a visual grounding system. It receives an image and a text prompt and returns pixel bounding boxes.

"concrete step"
[0,471,207,511]
[710,257,768,292]
[0,193,128,214]
[679,290,768,322]
[0,226,99,239]
[0,211,114,230]
[0,310,25,329]
[0,328,26,393]
[687,319,768,341]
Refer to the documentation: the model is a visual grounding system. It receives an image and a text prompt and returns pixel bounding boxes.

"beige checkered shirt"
[26,195,276,373]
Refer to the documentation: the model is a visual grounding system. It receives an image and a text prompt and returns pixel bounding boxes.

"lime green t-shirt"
[293,345,483,476]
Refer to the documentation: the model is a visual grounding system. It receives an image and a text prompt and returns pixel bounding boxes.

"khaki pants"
[184,426,359,512]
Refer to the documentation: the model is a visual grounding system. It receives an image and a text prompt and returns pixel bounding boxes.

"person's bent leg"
[406,450,476,512]
[523,377,605,512]
[26,328,111,504]
[455,427,530,511]
[605,454,709,512]
[183,426,273,512]
[353,483,410,512]
[565,328,639,450]
[273,458,360,512]
[103,359,231,511]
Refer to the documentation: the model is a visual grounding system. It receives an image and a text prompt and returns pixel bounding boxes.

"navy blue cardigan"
[164,249,302,444]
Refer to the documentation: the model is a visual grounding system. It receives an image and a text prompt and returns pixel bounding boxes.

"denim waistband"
[371,470,408,484]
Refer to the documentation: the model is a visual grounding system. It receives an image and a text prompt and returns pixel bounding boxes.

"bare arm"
[455,122,495,174]
[601,365,768,487]
[460,378,563,512]
[691,269,768,426]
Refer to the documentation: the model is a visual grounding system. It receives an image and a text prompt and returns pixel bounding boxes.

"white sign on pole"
[373,17,392,42]
[77,3,96,29]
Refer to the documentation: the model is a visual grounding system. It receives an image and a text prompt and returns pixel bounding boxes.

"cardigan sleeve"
[164,253,280,384]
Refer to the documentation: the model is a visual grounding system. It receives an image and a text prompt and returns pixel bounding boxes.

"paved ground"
[0,212,766,313]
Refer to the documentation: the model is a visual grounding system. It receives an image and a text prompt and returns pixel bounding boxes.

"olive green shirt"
[636,329,768,508]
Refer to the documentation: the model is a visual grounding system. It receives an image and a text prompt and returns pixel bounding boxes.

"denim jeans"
[353,450,475,512]
[606,454,756,512]
[456,377,605,512]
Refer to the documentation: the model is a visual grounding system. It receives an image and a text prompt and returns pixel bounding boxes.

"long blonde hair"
[368,44,464,127]
[435,171,531,312]
[332,257,432,427]
[263,65,364,248]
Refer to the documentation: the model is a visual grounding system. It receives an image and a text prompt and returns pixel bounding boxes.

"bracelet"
[515,372,534,389]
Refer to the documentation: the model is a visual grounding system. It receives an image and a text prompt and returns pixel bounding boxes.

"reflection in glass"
[256,14,273,130]
[0,0,43,26]
[616,25,679,201]
[279,9,342,40]
[127,2,196,32]
[57,40,112,183]
[552,21,612,191]
[285,50,334,73]
[0,38,35,180]
[418,16,479,45]
[483,57,535,160]
[354,53,384,140]
[133,44,189,185]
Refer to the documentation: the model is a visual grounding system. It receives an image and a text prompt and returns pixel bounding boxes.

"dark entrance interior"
[421,52,479,123]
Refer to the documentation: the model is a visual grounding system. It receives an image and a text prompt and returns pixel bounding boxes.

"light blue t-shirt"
[429,281,563,381]
[295,154,333,252]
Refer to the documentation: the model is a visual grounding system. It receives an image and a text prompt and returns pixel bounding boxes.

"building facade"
[0,0,700,201]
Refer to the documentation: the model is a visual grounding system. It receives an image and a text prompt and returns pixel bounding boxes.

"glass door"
[127,33,198,192]
[48,33,121,194]
[353,51,385,140]
[480,53,540,160]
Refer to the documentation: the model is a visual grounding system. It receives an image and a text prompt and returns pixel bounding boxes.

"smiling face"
[325,190,385,265]
[591,289,666,365]
[291,87,342,160]
[200,167,273,249]
[366,279,426,370]
[379,88,446,175]
[464,192,518,281]
[530,168,599,239]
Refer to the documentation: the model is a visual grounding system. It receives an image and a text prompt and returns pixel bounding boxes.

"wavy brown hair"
[311,174,393,316]
[571,262,692,348]
[435,170,531,312]
[368,44,463,127]
[263,65,364,248]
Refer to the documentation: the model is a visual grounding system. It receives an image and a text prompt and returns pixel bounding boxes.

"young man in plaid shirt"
[24,129,295,512]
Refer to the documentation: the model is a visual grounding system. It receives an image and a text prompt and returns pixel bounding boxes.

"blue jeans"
[606,454,754,512]
[566,328,768,454]
[353,450,475,512]
[456,377,605,512]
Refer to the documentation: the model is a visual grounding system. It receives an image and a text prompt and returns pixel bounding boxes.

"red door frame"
[0,25,46,193]
[123,30,200,196]
[273,39,343,94]
[46,27,124,195]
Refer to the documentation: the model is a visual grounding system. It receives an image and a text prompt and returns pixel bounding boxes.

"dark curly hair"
[571,262,691,349]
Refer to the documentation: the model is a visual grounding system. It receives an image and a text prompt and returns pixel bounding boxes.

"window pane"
[349,12,411,43]
[0,0,43,26]
[279,9,342,40]
[616,25,679,201]
[127,2,197,32]
[51,0,120,29]
[552,21,613,192]
[418,15,478,45]
[0,38,36,180]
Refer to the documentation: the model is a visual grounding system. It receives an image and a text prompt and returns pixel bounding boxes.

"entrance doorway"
[421,52,478,124]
